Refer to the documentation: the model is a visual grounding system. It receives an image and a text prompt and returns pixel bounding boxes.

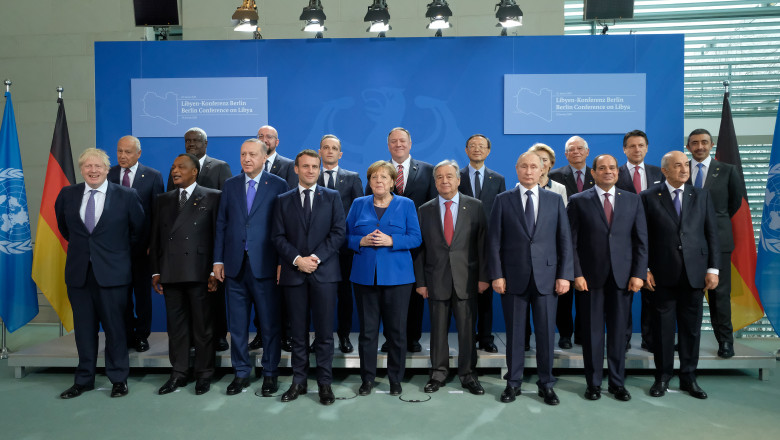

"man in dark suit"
[615,129,665,352]
[108,135,164,353]
[488,152,574,405]
[458,134,506,353]
[642,150,719,399]
[318,134,363,353]
[150,153,221,396]
[366,127,437,353]
[272,150,346,405]
[568,154,648,402]
[549,135,594,349]
[166,127,232,352]
[213,138,289,396]
[415,160,488,396]
[686,128,743,359]
[55,148,145,399]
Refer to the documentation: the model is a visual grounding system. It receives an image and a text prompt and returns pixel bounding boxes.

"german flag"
[714,90,764,331]
[32,98,76,331]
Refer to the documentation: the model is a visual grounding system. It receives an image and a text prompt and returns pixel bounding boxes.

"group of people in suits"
[54,123,740,405]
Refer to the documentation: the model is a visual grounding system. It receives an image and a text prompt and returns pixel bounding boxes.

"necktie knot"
[443,200,454,245]
[122,168,131,187]
[694,163,705,188]
[264,160,270,172]
[326,170,335,189]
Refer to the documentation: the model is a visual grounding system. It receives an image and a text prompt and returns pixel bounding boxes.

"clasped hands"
[359,229,393,247]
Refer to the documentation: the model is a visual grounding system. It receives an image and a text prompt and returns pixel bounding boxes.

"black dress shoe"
[649,380,668,397]
[558,337,573,349]
[500,385,521,403]
[226,377,250,395]
[479,341,499,353]
[318,383,335,405]
[538,387,560,405]
[60,383,94,399]
[281,383,307,402]
[424,379,444,393]
[584,386,601,401]
[407,341,422,353]
[195,379,211,395]
[608,385,631,401]
[718,341,735,359]
[380,341,389,352]
[641,340,651,351]
[134,338,150,352]
[462,380,485,395]
[338,336,354,353]
[281,337,293,352]
[389,382,402,396]
[261,376,279,396]
[680,381,708,399]
[358,381,373,396]
[216,338,229,352]
[248,333,263,350]
[573,337,583,346]
[111,382,128,398]
[158,377,187,395]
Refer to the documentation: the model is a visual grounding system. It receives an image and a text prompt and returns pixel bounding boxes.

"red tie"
[633,166,642,193]
[443,200,454,245]
[604,193,613,226]
[395,164,405,195]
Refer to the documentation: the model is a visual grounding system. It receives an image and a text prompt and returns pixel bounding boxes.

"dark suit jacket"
[458,166,506,219]
[567,187,648,288]
[487,186,574,294]
[641,183,720,288]
[214,172,289,279]
[149,185,221,284]
[108,162,164,252]
[687,159,742,252]
[317,167,364,216]
[615,163,665,194]
[366,158,437,209]
[549,165,595,200]
[54,182,145,288]
[269,153,298,189]
[414,194,487,300]
[167,155,232,191]
[272,186,346,286]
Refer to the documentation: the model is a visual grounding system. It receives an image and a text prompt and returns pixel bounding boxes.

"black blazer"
[317,167,364,216]
[270,153,298,189]
[108,162,164,252]
[549,165,595,200]
[687,159,742,252]
[366,158,437,209]
[271,186,346,286]
[640,183,720,289]
[54,182,145,288]
[458,166,506,219]
[149,185,221,284]
[414,194,487,300]
[167,155,232,191]
[615,163,665,194]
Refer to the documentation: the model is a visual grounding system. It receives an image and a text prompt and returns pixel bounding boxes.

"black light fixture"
[232,0,259,33]
[425,0,452,37]
[364,0,391,37]
[300,0,326,38]
[495,0,523,36]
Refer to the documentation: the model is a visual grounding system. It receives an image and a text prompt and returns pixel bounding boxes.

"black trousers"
[163,281,215,379]
[124,253,152,341]
[556,286,583,343]
[652,278,704,384]
[336,250,355,337]
[708,252,734,344]
[285,279,337,385]
[475,288,495,346]
[429,293,477,384]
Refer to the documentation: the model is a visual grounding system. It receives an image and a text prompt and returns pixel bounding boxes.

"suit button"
[677,245,682,250]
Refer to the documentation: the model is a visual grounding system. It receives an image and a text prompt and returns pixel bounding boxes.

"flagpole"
[4,79,10,92]
[1,79,10,359]
[56,85,65,339]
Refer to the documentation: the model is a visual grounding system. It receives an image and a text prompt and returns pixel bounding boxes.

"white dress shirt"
[121,162,139,187]
[391,156,412,190]
[691,155,712,187]
[520,184,539,223]
[438,192,460,228]
[80,179,108,226]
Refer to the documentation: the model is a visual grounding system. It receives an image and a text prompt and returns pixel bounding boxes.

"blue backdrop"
[95,35,684,333]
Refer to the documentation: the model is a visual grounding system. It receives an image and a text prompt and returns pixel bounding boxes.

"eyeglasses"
[257,134,277,140]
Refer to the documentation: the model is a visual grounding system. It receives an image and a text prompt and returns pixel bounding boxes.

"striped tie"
[395,164,404,195]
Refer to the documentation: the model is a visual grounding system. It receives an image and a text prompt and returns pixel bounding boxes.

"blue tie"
[694,163,704,188]
[247,180,256,211]
[524,190,535,236]
[673,188,682,217]
[85,189,97,233]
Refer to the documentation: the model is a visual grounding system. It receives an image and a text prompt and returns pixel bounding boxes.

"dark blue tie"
[694,163,704,188]
[474,170,482,198]
[326,170,336,189]
[85,189,97,233]
[303,189,312,224]
[524,190,535,236]
[673,188,682,217]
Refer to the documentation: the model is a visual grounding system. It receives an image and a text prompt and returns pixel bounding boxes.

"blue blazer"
[616,162,665,194]
[346,195,422,286]
[272,186,346,286]
[487,186,574,294]
[214,171,289,279]
[567,187,648,289]
[54,182,145,288]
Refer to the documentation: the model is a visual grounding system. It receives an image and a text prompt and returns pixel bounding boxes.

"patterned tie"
[303,189,312,224]
[694,163,704,188]
[395,164,405,195]
[122,168,131,187]
[443,200,454,245]
[247,180,256,211]
[474,170,482,199]
[264,160,271,172]
[576,170,584,193]
[178,189,188,211]
[603,192,613,226]
[633,166,642,193]
[524,190,535,236]
[326,170,336,189]
[85,189,97,233]
[673,188,682,217]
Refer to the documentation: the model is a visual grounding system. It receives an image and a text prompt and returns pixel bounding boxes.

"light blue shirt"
[438,192,460,229]
[468,164,485,197]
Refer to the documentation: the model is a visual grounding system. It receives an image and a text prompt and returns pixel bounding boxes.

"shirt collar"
[629,161,645,171]
[298,183,317,194]
[665,180,685,193]
[245,172,262,185]
[594,185,616,198]
[391,156,411,170]
[438,192,460,206]
[125,162,139,174]
[85,179,109,195]
[267,151,278,166]
[569,164,586,174]
[198,155,207,168]
[323,165,339,174]
[180,181,197,195]
[692,155,712,169]
[468,163,485,175]
[519,183,539,198]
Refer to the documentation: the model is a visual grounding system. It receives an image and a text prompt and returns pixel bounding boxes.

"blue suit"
[214,171,288,378]
[487,186,573,389]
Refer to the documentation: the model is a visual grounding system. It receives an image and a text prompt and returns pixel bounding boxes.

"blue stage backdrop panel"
[95,35,684,333]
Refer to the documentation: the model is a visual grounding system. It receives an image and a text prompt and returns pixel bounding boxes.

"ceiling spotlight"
[232,0,259,32]
[300,0,326,38]
[495,0,523,36]
[364,0,391,36]
[425,0,452,37]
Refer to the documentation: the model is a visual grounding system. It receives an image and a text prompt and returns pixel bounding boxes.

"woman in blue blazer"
[347,161,422,397]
